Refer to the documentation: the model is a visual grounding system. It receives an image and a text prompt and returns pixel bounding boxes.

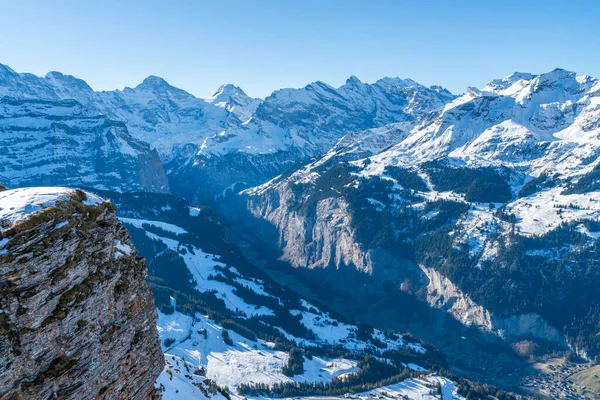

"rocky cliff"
[245,176,569,349]
[0,97,169,194]
[420,265,567,346]
[0,187,164,399]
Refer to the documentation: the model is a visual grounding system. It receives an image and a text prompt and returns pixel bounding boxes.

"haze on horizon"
[1,0,599,98]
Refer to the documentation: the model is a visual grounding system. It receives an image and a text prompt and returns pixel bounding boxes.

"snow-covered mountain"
[0,63,455,202]
[4,60,600,394]
[362,68,600,175]
[0,64,259,157]
[0,97,168,192]
[242,68,600,362]
[167,76,454,202]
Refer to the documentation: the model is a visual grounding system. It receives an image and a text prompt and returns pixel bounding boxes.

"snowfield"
[118,215,444,399]
[156,311,460,400]
[0,187,102,228]
[118,217,189,235]
[156,310,359,391]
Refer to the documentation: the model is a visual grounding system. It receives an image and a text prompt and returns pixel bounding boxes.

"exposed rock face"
[247,182,373,273]
[246,182,568,348]
[0,188,163,399]
[420,265,566,345]
[245,181,419,290]
[0,97,169,194]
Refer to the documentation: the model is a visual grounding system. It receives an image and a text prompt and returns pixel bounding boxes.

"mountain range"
[1,62,600,398]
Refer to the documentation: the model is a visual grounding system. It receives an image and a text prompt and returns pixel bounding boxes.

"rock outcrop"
[0,187,164,399]
[247,184,372,272]
[420,265,567,345]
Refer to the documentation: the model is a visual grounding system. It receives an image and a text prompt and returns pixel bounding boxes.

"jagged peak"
[44,71,94,91]
[466,86,482,96]
[537,68,576,81]
[0,63,17,76]
[210,83,248,100]
[44,71,67,79]
[130,75,198,99]
[136,75,172,90]
[483,68,594,95]
[306,80,335,91]
[375,76,419,89]
[504,71,537,82]
[345,75,363,85]
[429,85,455,97]
[483,71,537,93]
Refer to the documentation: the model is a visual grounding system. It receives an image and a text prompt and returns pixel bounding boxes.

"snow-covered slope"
[155,311,464,400]
[89,191,463,399]
[0,62,455,202]
[243,68,600,361]
[0,97,169,192]
[361,68,600,177]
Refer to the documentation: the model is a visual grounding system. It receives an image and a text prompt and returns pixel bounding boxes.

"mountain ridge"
[3,61,600,397]
[241,65,600,362]
[1,62,456,203]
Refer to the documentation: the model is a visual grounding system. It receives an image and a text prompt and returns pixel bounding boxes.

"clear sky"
[1,0,599,98]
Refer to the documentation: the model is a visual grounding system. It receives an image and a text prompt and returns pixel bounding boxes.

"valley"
[2,61,600,399]
[98,190,462,399]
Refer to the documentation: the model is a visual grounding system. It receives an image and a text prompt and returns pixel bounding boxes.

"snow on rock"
[0,187,102,228]
[0,98,169,193]
[113,239,134,259]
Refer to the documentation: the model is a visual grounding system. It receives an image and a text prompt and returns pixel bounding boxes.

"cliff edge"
[0,187,164,399]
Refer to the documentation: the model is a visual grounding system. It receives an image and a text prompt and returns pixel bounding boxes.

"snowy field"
[157,310,359,392]
[0,187,102,227]
[156,310,461,400]
[118,215,445,399]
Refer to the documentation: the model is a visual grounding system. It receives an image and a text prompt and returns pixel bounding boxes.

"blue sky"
[1,0,598,98]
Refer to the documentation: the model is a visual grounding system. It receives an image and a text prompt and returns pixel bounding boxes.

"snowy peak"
[0,63,17,78]
[532,68,595,95]
[209,83,248,100]
[343,75,364,88]
[374,76,419,89]
[132,75,196,99]
[481,68,597,104]
[349,67,600,182]
[258,75,454,130]
[483,71,537,93]
[136,75,171,89]
[44,71,93,92]
[206,83,261,122]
